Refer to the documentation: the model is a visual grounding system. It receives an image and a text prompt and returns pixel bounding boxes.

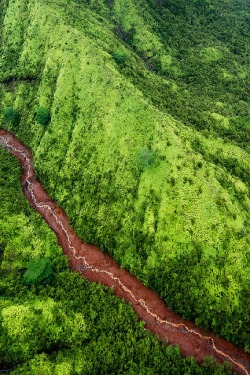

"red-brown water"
[1,129,249,375]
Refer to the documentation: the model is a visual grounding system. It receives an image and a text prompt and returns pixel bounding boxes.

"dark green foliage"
[3,107,20,127]
[23,258,53,285]
[0,268,233,375]
[137,147,157,171]
[35,107,50,126]
[112,49,127,64]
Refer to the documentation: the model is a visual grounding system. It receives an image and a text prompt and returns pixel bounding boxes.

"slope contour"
[1,129,250,375]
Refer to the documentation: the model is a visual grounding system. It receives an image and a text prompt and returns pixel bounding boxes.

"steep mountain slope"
[0,0,249,372]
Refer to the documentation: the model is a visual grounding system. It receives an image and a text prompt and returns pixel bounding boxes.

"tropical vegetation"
[0,0,249,373]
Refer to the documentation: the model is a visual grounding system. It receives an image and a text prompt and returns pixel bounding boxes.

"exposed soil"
[1,129,250,375]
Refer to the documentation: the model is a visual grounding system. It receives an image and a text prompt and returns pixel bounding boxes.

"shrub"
[3,107,20,127]
[137,147,157,171]
[35,107,51,126]
[23,258,53,285]
[112,49,127,64]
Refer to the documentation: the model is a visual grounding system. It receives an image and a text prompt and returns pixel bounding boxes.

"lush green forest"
[0,0,249,373]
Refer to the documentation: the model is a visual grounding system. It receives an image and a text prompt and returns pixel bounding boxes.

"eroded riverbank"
[1,129,249,375]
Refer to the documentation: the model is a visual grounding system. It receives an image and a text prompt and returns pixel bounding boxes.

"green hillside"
[0,0,249,373]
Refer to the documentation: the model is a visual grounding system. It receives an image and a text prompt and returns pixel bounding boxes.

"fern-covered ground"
[0,0,249,373]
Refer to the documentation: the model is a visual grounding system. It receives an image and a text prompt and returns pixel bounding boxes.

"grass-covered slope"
[0,0,249,366]
[0,135,232,375]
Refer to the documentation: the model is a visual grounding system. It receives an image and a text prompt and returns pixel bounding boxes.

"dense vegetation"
[0,0,249,372]
[0,151,232,374]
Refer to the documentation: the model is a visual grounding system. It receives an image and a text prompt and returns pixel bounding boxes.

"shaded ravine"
[0,129,250,375]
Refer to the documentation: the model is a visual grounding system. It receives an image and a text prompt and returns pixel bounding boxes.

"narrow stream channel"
[1,129,249,375]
